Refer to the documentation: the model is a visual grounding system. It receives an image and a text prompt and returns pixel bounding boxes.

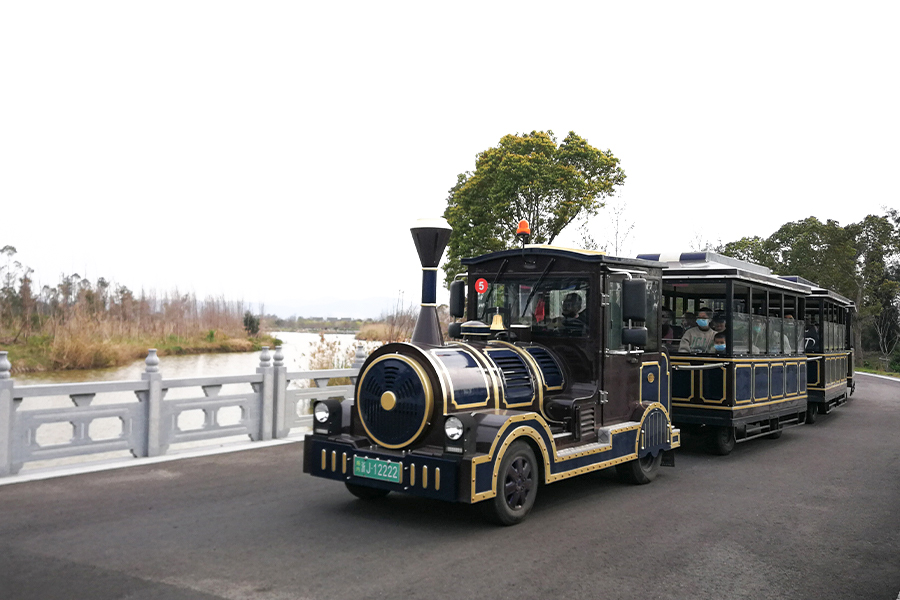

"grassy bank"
[3,331,280,375]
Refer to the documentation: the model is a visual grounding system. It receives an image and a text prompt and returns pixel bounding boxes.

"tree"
[717,213,900,363]
[243,311,260,336]
[442,130,625,284]
[716,236,772,268]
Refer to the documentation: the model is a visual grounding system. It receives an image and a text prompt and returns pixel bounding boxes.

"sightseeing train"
[304,219,854,524]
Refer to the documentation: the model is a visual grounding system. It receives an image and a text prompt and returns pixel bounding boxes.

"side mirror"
[622,279,647,322]
[622,326,648,348]
[449,280,466,318]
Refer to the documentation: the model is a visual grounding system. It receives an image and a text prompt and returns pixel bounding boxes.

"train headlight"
[444,416,464,441]
[314,403,331,424]
[313,399,344,435]
[443,413,476,455]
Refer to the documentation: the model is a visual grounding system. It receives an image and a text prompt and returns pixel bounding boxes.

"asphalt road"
[1,375,898,600]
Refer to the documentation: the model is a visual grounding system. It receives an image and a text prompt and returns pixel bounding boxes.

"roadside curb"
[856,372,900,382]
[0,435,306,487]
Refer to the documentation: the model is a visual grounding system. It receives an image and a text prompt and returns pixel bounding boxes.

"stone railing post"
[140,349,166,457]
[272,346,288,439]
[256,346,274,441]
[0,351,20,476]
[350,343,367,384]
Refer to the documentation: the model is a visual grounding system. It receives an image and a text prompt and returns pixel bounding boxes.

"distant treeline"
[261,315,374,332]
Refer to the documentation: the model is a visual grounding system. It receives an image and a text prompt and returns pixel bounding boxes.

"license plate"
[353,456,401,483]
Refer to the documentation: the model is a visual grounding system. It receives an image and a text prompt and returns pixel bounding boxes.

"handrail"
[671,363,729,371]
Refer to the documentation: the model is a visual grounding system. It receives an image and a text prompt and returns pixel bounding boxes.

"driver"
[560,292,588,334]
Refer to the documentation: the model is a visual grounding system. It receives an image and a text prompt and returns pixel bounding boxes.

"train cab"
[781,276,855,420]
[637,252,813,454]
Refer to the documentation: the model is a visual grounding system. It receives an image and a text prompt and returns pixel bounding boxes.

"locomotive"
[304,218,681,525]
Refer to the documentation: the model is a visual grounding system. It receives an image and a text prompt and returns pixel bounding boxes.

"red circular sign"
[475,278,489,294]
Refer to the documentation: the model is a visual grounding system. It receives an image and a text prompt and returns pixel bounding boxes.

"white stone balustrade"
[0,347,360,477]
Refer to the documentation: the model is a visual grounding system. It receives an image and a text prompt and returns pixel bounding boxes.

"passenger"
[661,308,683,346]
[679,307,716,353]
[711,315,726,334]
[681,312,697,332]
[805,318,820,351]
[713,332,727,354]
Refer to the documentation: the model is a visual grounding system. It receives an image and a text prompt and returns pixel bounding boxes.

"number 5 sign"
[475,278,489,294]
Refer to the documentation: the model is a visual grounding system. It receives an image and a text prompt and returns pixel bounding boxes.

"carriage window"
[608,280,624,350]
[733,284,750,354]
[645,279,660,352]
[662,281,726,354]
[805,301,822,353]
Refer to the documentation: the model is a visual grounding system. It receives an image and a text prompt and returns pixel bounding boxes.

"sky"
[2,2,898,319]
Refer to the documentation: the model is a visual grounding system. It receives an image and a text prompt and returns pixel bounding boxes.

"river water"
[13,332,370,386]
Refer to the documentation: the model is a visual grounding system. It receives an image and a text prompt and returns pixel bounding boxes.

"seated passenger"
[681,312,696,332]
[804,318,820,351]
[679,308,716,353]
[711,315,726,334]
[713,332,727,355]
[661,309,683,346]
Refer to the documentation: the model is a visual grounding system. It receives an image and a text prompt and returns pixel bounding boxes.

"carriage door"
[601,274,644,425]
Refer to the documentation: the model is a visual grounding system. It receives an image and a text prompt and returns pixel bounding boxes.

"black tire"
[345,482,390,500]
[485,441,539,526]
[805,404,818,425]
[616,451,662,485]
[709,426,735,455]
[767,428,783,439]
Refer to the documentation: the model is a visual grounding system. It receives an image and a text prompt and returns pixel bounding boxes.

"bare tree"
[873,302,900,369]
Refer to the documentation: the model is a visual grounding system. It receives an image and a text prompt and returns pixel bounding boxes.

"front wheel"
[345,482,390,500]
[485,441,539,526]
[616,451,662,484]
[709,426,736,455]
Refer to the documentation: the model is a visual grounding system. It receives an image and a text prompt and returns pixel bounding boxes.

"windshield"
[476,277,590,338]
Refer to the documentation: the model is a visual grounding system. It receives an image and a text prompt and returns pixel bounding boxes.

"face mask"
[714,344,726,352]
[696,318,709,328]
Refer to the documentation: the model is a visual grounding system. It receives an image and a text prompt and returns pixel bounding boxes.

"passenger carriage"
[637,252,815,454]
[304,219,681,525]
[780,277,855,422]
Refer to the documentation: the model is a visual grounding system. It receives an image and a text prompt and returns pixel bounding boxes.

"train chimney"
[410,217,452,346]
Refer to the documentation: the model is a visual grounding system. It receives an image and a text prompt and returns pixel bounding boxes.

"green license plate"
[353,456,401,483]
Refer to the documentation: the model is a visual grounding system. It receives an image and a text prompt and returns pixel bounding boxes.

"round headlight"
[444,416,464,441]
[314,403,330,423]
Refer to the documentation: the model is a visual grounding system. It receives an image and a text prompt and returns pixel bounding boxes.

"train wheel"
[805,405,818,425]
[345,482,390,500]
[616,452,662,485]
[486,441,538,526]
[709,426,735,455]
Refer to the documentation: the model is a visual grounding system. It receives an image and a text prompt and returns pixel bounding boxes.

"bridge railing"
[0,346,360,477]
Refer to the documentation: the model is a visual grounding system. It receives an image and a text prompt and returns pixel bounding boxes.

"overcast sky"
[2,2,897,319]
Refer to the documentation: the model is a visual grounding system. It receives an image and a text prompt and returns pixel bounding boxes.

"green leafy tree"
[716,236,772,268]
[442,130,625,284]
[718,214,900,362]
[243,311,260,336]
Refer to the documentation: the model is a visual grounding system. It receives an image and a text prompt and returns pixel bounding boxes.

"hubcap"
[504,456,533,509]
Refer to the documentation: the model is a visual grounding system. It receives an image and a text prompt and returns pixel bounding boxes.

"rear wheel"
[709,426,735,455]
[485,441,538,526]
[616,451,662,484]
[345,482,390,500]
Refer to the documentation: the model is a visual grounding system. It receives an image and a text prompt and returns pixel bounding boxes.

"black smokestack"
[410,217,452,346]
